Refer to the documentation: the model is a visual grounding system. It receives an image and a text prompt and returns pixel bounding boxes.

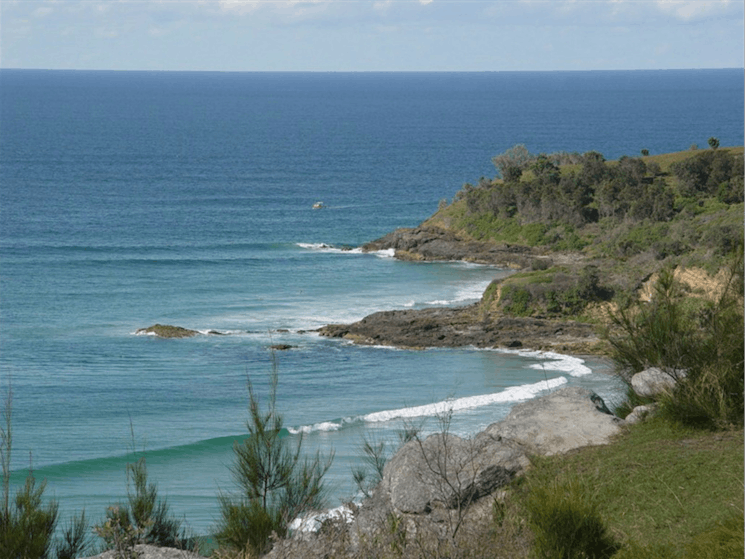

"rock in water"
[136,324,199,338]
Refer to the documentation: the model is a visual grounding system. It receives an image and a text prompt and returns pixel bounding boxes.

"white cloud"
[419,0,434,5]
[217,0,262,15]
[655,0,734,21]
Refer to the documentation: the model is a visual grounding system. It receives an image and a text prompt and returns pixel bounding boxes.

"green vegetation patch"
[495,265,612,318]
[519,418,744,554]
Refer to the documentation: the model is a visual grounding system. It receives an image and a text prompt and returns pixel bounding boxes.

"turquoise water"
[0,69,742,535]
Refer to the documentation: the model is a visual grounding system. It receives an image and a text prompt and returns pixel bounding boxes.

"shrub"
[215,361,333,557]
[607,253,744,429]
[500,285,533,316]
[1,386,63,559]
[524,477,618,559]
[93,455,192,556]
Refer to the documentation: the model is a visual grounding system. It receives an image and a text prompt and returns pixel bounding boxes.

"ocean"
[0,68,742,538]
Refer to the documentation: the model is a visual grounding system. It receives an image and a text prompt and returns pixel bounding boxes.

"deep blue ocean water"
[1,69,742,537]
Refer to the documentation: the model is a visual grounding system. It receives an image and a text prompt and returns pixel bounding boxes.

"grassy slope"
[418,150,744,555]
[514,418,744,557]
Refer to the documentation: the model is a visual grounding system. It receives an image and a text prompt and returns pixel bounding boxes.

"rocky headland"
[317,305,601,354]
[318,224,604,354]
[360,226,543,267]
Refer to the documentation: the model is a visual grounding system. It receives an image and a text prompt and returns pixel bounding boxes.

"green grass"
[519,418,744,554]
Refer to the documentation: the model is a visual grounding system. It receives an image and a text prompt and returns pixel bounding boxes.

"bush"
[524,477,618,559]
[94,456,192,556]
[215,361,333,557]
[1,475,59,559]
[607,253,744,429]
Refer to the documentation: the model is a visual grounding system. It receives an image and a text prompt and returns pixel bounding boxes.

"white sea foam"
[373,248,396,258]
[425,280,492,306]
[285,376,567,435]
[528,351,592,377]
[290,504,355,533]
[287,421,343,435]
[495,348,593,377]
[296,242,394,258]
[361,376,566,424]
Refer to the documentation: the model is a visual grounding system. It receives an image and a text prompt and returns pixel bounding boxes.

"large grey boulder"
[483,387,624,455]
[631,367,686,398]
[82,545,202,559]
[379,432,529,515]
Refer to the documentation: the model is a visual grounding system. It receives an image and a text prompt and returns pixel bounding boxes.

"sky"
[1,1,743,71]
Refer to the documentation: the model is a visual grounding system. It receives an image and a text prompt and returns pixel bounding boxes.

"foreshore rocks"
[362,226,538,267]
[317,305,602,353]
[268,387,625,559]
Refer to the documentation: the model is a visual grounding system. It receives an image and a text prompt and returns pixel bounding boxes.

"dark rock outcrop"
[136,324,200,339]
[362,226,537,267]
[318,305,600,353]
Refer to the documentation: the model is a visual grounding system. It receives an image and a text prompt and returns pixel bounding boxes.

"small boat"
[312,201,325,209]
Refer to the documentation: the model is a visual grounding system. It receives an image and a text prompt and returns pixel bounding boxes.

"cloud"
[216,0,262,15]
[654,0,734,21]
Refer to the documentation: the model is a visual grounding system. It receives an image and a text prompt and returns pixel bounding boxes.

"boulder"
[83,545,202,559]
[631,367,686,398]
[624,404,659,425]
[378,432,528,515]
[483,387,624,455]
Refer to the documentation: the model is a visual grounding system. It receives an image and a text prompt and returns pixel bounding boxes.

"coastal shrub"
[94,455,192,556]
[57,511,91,559]
[607,253,744,429]
[215,362,333,557]
[524,476,618,559]
[500,286,533,316]
[1,475,59,559]
[352,436,388,499]
[1,386,60,559]
[1,386,94,559]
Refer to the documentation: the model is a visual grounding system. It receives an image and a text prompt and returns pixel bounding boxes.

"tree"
[640,149,650,157]
[216,361,334,556]
[93,435,192,556]
[708,137,720,150]
[492,144,532,182]
[1,385,60,559]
